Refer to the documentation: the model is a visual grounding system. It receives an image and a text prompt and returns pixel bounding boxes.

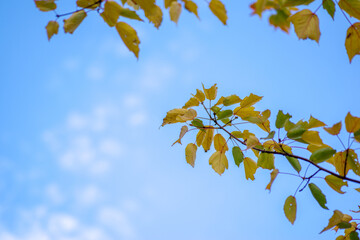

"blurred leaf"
[183,97,200,109]
[323,0,335,19]
[76,0,100,9]
[286,156,302,173]
[257,153,275,170]
[209,0,227,25]
[35,0,57,12]
[223,95,241,106]
[183,0,199,18]
[289,9,321,43]
[64,10,87,34]
[339,0,360,20]
[217,110,233,120]
[46,21,59,41]
[170,1,182,24]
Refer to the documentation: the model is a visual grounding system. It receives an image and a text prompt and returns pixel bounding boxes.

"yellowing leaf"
[209,151,228,175]
[136,0,163,28]
[302,130,324,146]
[202,83,218,100]
[209,0,227,25]
[266,169,279,192]
[63,10,87,34]
[269,9,291,33]
[185,143,197,167]
[193,89,205,102]
[176,108,197,122]
[223,95,241,106]
[162,108,196,126]
[170,1,182,24]
[165,0,176,8]
[183,97,200,109]
[345,112,360,133]
[101,0,123,27]
[246,135,260,149]
[289,9,321,43]
[119,8,144,21]
[202,127,214,152]
[324,122,342,135]
[45,21,59,41]
[255,0,268,17]
[325,175,348,194]
[116,22,141,58]
[241,93,263,108]
[308,115,326,128]
[284,196,297,224]
[244,157,257,180]
[284,0,315,7]
[339,0,360,20]
[172,125,188,146]
[196,129,206,146]
[334,151,351,176]
[320,210,344,233]
[214,134,228,152]
[76,0,100,9]
[34,0,57,12]
[234,107,260,119]
[183,0,199,18]
[257,153,275,170]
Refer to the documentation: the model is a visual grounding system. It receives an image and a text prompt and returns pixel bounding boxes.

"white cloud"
[63,58,80,71]
[86,65,105,81]
[122,94,143,109]
[75,185,101,206]
[47,214,78,235]
[46,184,64,205]
[139,60,175,90]
[99,207,135,239]
[128,111,147,127]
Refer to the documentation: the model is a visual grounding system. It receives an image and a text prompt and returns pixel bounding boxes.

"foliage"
[34,0,360,62]
[163,84,360,239]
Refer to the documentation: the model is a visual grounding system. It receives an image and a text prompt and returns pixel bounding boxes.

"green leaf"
[275,110,292,129]
[309,183,329,210]
[35,0,57,12]
[320,210,344,233]
[217,110,233,120]
[337,221,352,229]
[115,22,141,58]
[350,231,360,240]
[284,195,297,224]
[339,0,360,20]
[286,156,302,173]
[191,119,204,129]
[325,175,348,194]
[261,131,275,140]
[287,126,306,139]
[354,128,360,142]
[223,95,241,106]
[310,147,336,163]
[323,0,335,19]
[232,146,244,167]
[257,153,275,170]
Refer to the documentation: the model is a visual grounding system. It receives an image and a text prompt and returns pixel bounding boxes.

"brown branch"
[55,0,103,18]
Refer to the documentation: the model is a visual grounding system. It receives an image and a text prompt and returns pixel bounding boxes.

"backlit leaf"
[257,153,275,170]
[183,0,199,18]
[276,110,292,129]
[266,169,279,191]
[244,157,257,180]
[345,112,360,133]
[214,134,229,152]
[287,126,306,139]
[255,0,268,17]
[185,143,197,167]
[101,0,122,27]
[209,0,228,25]
[284,195,297,224]
[34,0,57,12]
[339,0,360,20]
[232,146,244,167]
[170,1,182,24]
[136,0,163,28]
[217,110,233,120]
[286,156,302,173]
[241,93,263,108]
[191,119,204,129]
[196,129,206,146]
[323,0,336,19]
[269,9,291,33]
[116,22,141,58]
[162,108,196,126]
[350,231,359,240]
[234,107,260,119]
[45,21,59,41]
[302,130,324,146]
[289,9,321,43]
[324,122,342,135]
[337,221,352,229]
[309,183,329,210]
[334,151,351,176]
[76,0,100,9]
[246,135,260,149]
[310,147,336,164]
[193,89,205,102]
[325,175,348,194]
[119,7,144,21]
[63,10,87,34]
[165,0,176,8]
[223,95,241,106]
[320,210,344,233]
[209,151,228,175]
[261,131,275,140]
[202,83,218,100]
[308,115,326,128]
[172,125,188,146]
[202,127,214,152]
[284,0,315,7]
[183,97,200,109]
[346,23,360,62]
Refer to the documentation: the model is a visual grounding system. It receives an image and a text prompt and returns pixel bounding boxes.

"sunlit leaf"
[214,134,229,152]
[115,21,141,58]
[101,0,123,27]
[136,0,163,28]
[266,169,279,192]
[193,89,205,102]
[202,127,214,152]
[202,83,218,100]
[209,0,228,25]
[284,195,297,224]
[170,1,182,24]
[257,153,275,170]
[162,108,197,126]
[309,183,329,210]
[244,157,257,180]
[345,23,360,63]
[269,9,291,33]
[302,130,324,146]
[276,110,292,129]
[217,110,233,120]
[119,7,144,21]
[339,0,360,20]
[232,146,244,167]
[209,151,228,175]
[310,147,336,164]
[246,135,260,149]
[308,115,326,128]
[323,0,335,19]
[345,112,360,133]
[261,131,275,140]
[255,0,268,17]
[320,210,344,233]
[63,10,87,34]
[289,9,321,43]
[325,175,348,194]
[241,93,263,108]
[165,0,176,8]
[45,21,59,41]
[172,125,188,146]
[191,118,204,129]
[183,97,200,109]
[287,126,306,139]
[196,129,206,146]
[76,0,100,9]
[286,156,302,173]
[185,143,197,167]
[324,122,342,135]
[183,0,199,18]
[284,0,315,7]
[34,0,57,12]
[223,95,241,106]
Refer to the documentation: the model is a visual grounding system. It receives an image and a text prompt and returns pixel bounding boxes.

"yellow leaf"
[214,96,224,106]
[176,108,197,122]
[202,83,218,100]
[320,210,344,233]
[255,0,268,17]
[196,129,206,146]
[209,151,228,175]
[324,122,342,135]
[325,175,348,194]
[345,112,360,133]
[339,0,360,20]
[63,10,87,34]
[240,93,263,108]
[289,9,321,43]
[185,143,197,167]
[34,0,56,12]
[192,89,205,102]
[162,108,196,126]
[170,1,182,24]
[246,135,260,149]
[257,153,275,170]
[183,0,199,19]
[165,0,176,8]
[308,115,326,128]
[172,125,188,146]
[119,7,144,21]
[115,22,141,58]
[202,127,214,152]
[101,0,122,27]
[214,134,229,152]
[302,130,324,146]
[345,23,360,62]
[127,0,140,10]
[334,151,350,176]
[284,196,297,224]
[244,157,257,180]
[223,95,241,106]
[233,106,260,119]
[45,21,59,41]
[356,188,360,192]
[209,0,228,25]
[266,169,279,192]
[307,143,330,153]
[76,0,100,9]
[183,97,200,109]
[136,0,163,28]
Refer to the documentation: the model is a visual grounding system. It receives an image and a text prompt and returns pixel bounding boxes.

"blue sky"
[0,1,359,240]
